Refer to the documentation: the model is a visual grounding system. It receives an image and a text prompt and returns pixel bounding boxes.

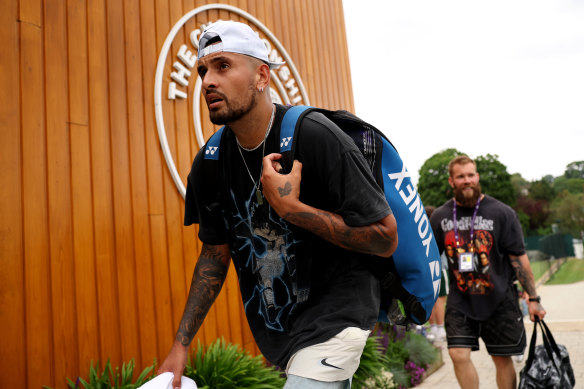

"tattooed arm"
[261,154,398,258]
[158,243,231,388]
[509,253,546,321]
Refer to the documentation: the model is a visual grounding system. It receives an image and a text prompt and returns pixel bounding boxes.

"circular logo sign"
[154,4,310,198]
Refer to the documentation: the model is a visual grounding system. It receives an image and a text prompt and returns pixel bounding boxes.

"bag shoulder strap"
[279,105,314,173]
[203,126,225,161]
[280,106,313,152]
[202,126,227,204]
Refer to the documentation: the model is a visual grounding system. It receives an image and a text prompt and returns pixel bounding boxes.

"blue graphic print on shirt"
[227,184,308,332]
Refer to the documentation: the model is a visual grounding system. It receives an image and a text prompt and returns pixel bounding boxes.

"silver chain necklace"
[236,104,275,205]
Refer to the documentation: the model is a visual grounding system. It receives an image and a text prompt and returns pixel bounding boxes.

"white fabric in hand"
[137,372,197,389]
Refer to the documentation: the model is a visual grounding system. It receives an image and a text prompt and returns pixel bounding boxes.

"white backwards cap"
[197,20,284,69]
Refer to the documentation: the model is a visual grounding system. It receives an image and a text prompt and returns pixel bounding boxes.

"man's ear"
[256,62,270,90]
[448,176,454,188]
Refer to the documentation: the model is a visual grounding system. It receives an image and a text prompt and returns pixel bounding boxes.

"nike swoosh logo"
[321,358,343,370]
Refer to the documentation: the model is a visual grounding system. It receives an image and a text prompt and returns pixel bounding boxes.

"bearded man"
[429,155,546,389]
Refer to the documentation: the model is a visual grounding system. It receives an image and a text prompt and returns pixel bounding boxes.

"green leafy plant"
[384,337,408,368]
[389,366,411,388]
[43,358,155,389]
[403,332,439,368]
[353,335,393,388]
[184,338,285,389]
[370,324,440,388]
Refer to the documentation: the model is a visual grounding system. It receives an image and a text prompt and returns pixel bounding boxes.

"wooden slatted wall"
[0,0,355,388]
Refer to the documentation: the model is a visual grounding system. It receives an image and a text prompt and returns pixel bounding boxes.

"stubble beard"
[454,183,482,208]
[208,82,258,125]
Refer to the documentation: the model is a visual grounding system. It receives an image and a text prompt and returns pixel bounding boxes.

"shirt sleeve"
[430,208,446,254]
[183,148,228,245]
[295,112,392,227]
[498,204,526,256]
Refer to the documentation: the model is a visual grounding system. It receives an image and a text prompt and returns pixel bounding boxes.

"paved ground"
[417,280,584,388]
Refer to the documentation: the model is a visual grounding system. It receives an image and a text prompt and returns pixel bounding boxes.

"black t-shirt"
[184,104,392,367]
[429,195,525,320]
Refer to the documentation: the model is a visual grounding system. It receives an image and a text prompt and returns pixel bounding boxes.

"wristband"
[528,296,541,303]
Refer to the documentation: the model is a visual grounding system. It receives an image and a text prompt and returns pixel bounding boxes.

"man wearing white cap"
[158,20,397,389]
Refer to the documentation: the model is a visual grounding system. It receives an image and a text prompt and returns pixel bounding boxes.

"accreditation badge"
[459,252,476,272]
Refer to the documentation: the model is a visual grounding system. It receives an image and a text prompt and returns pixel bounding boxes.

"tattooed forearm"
[509,254,537,297]
[176,245,229,346]
[284,210,397,257]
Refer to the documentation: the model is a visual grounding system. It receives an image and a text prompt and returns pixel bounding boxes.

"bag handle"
[540,320,559,368]
[524,318,560,369]
[524,317,539,369]
[540,318,574,388]
[535,318,565,377]
[539,318,562,357]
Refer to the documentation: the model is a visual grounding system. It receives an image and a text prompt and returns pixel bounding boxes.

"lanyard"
[453,196,482,250]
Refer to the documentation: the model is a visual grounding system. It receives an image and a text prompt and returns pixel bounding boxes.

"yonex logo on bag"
[280,137,292,148]
[387,160,441,298]
[205,145,220,160]
[429,260,441,297]
[388,163,434,257]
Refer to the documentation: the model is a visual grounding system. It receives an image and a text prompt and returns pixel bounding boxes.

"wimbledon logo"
[154,4,310,198]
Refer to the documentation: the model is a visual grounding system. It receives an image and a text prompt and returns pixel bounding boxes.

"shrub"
[43,358,155,389]
[369,324,440,388]
[403,332,439,368]
[184,338,285,389]
[353,336,394,388]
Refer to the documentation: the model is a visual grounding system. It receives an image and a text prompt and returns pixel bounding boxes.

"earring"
[258,86,264,92]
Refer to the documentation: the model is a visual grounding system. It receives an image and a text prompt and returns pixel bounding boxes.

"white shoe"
[435,326,446,342]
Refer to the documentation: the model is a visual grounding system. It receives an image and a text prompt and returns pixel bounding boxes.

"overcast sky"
[343,0,584,185]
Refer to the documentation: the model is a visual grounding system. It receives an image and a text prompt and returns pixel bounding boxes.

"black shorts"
[445,287,526,356]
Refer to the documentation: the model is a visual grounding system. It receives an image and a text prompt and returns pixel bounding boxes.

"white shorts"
[285,327,371,382]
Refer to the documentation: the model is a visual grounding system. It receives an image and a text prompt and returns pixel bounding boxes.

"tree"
[417,148,464,207]
[530,178,554,202]
[475,154,516,207]
[552,176,584,196]
[541,174,555,185]
[516,209,530,237]
[550,191,584,238]
[516,196,551,235]
[511,173,529,199]
[564,160,584,179]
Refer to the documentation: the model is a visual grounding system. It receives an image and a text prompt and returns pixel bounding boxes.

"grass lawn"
[546,258,584,285]
[530,260,552,281]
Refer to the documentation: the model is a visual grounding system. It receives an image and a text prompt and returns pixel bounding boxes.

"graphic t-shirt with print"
[429,195,525,320]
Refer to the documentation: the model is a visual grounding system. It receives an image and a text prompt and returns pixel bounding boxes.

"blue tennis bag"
[279,106,441,324]
[202,106,441,324]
